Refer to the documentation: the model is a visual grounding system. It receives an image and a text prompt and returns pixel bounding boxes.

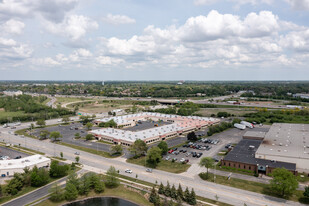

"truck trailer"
[240,121,254,129]
[234,123,246,130]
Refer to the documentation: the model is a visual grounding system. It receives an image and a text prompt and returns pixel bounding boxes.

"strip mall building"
[91,112,220,146]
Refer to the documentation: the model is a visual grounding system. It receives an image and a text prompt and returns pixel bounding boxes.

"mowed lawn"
[0,110,26,119]
[127,156,190,173]
[36,184,152,206]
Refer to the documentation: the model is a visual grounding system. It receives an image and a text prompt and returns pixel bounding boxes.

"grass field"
[196,108,257,117]
[127,156,190,173]
[57,142,118,158]
[35,184,152,206]
[0,110,27,120]
[55,97,89,104]
[199,173,309,204]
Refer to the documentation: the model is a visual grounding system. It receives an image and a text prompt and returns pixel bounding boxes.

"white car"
[125,169,133,174]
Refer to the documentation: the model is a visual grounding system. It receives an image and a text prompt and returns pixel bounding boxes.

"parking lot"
[163,125,270,164]
[0,146,29,160]
[32,123,112,154]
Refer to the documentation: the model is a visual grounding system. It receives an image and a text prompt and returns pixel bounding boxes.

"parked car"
[125,169,133,174]
[74,152,80,155]
[172,157,177,161]
[173,148,178,151]
[186,152,191,157]
[196,153,203,158]
[168,149,174,154]
[146,168,152,173]
[14,156,22,159]
[165,156,171,160]
[182,150,187,153]
[180,158,186,163]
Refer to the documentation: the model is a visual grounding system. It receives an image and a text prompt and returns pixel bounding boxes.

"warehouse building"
[255,123,309,171]
[222,139,296,175]
[91,112,219,145]
[0,154,51,177]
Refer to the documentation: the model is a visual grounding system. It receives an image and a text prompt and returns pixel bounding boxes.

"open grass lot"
[35,184,152,206]
[55,97,89,104]
[75,102,133,113]
[199,173,309,204]
[196,107,258,117]
[127,156,190,173]
[0,110,27,120]
[57,142,117,158]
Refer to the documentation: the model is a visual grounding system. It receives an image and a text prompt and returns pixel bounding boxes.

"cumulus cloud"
[96,56,124,65]
[98,9,309,70]
[0,19,25,35]
[0,0,79,22]
[0,37,32,60]
[194,0,273,6]
[102,14,136,25]
[45,15,98,41]
[286,0,309,10]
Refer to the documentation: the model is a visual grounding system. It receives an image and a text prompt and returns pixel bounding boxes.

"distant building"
[102,81,105,86]
[3,90,23,96]
[293,93,309,99]
[0,155,51,177]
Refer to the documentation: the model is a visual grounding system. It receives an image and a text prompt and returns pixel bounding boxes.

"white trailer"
[240,121,254,129]
[234,123,246,130]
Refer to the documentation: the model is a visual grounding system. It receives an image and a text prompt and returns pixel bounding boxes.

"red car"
[168,149,174,154]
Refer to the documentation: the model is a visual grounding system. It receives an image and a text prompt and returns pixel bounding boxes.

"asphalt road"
[0,125,306,206]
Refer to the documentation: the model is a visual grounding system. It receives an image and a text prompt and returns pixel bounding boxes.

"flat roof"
[224,139,296,170]
[255,123,309,160]
[0,154,50,170]
[91,112,219,142]
[243,131,266,139]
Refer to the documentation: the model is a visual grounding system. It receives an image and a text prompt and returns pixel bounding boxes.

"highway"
[0,123,306,206]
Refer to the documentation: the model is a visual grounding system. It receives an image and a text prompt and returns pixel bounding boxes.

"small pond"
[64,197,139,206]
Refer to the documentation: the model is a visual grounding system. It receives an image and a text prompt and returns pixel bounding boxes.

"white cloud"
[98,9,309,70]
[0,37,32,60]
[194,0,273,6]
[103,14,136,25]
[0,19,25,35]
[96,56,124,65]
[0,0,79,22]
[286,0,309,10]
[45,15,98,41]
[32,57,60,66]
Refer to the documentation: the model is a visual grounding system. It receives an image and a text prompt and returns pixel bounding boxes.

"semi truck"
[234,123,246,130]
[240,121,254,129]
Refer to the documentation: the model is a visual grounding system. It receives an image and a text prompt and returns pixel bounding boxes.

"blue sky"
[1,0,309,80]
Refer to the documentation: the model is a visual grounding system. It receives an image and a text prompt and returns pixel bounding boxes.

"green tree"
[187,132,197,141]
[158,182,165,194]
[85,134,94,141]
[49,131,62,141]
[157,141,168,155]
[110,144,123,155]
[60,152,63,159]
[304,186,309,198]
[49,160,70,177]
[105,166,120,188]
[188,188,196,205]
[184,187,190,203]
[164,181,171,197]
[64,182,78,201]
[171,184,177,199]
[269,168,298,197]
[74,132,80,139]
[199,157,214,179]
[85,122,93,130]
[149,186,160,206]
[146,146,162,167]
[176,196,183,206]
[75,156,80,163]
[4,173,24,195]
[39,130,50,140]
[30,166,49,187]
[36,119,46,127]
[49,183,65,202]
[78,174,91,195]
[62,116,70,124]
[177,184,184,200]
[128,139,148,157]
